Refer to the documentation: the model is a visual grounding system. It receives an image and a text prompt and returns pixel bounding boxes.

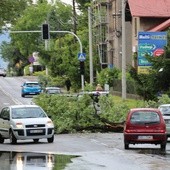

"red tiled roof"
[149,18,170,31]
[128,0,170,17]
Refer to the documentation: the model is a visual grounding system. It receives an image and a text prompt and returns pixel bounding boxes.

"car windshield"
[159,106,170,116]
[11,107,47,119]
[130,111,160,124]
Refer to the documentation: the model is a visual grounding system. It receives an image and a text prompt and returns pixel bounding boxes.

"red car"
[124,108,167,150]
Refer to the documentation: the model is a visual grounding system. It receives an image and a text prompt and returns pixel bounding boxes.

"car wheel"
[21,94,25,97]
[33,139,39,143]
[47,135,54,143]
[124,142,129,149]
[9,131,17,144]
[0,135,4,143]
[161,143,166,151]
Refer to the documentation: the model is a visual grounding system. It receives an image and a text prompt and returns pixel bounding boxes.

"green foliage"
[0,0,28,29]
[76,0,91,11]
[157,94,170,105]
[129,66,159,101]
[96,68,121,86]
[99,95,129,122]
[84,82,95,91]
[1,1,73,76]
[32,93,142,133]
[24,65,31,75]
[33,94,101,133]
[38,74,65,88]
[143,94,170,108]
[32,91,170,134]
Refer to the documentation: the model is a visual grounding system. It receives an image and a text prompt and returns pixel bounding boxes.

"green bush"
[32,93,170,134]
[38,75,66,88]
[32,93,133,133]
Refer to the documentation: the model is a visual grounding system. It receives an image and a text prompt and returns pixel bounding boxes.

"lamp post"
[88,7,93,85]
[122,0,127,99]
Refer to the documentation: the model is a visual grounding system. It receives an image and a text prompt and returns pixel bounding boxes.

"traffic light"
[42,24,50,40]
[80,61,85,75]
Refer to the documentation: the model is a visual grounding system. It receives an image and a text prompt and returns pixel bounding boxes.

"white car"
[0,105,54,144]
[158,104,170,139]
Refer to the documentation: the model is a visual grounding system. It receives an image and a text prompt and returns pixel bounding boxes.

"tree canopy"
[0,0,29,31]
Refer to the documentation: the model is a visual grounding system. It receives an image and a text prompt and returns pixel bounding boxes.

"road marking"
[0,86,22,105]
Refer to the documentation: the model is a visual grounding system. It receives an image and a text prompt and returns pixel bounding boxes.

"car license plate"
[30,130,43,133]
[138,136,153,140]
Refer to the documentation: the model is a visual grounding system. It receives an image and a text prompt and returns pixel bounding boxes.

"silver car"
[0,105,54,144]
[44,86,62,94]
[158,104,170,139]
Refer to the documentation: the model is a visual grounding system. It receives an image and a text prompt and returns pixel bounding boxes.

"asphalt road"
[0,76,170,170]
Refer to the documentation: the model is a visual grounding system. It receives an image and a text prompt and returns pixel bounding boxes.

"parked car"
[44,86,62,94]
[0,105,54,144]
[124,108,167,150]
[158,104,170,139]
[21,81,42,97]
[0,68,6,77]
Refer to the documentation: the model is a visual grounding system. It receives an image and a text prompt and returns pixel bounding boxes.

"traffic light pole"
[10,30,84,91]
[50,31,84,92]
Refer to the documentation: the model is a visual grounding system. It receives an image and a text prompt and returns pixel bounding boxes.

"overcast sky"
[61,0,72,5]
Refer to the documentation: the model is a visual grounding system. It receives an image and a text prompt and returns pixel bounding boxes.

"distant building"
[91,0,170,70]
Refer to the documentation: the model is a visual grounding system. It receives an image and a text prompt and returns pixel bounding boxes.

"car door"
[0,108,10,138]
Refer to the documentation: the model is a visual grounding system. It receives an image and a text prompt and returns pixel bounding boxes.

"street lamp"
[122,0,127,99]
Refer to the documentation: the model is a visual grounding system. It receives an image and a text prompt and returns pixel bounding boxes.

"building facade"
[91,0,132,70]
[91,0,170,70]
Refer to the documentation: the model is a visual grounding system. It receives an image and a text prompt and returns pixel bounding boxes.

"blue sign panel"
[78,53,86,61]
[138,32,167,66]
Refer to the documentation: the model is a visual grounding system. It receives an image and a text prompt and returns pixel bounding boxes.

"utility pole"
[72,0,77,35]
[88,7,94,85]
[122,0,127,99]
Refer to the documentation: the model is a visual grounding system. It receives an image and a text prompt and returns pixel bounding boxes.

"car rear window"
[26,83,40,86]
[130,111,160,124]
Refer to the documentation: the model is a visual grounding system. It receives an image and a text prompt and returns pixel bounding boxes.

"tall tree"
[0,0,28,31]
[1,1,73,75]
[75,0,91,11]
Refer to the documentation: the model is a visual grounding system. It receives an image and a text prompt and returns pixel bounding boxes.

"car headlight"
[16,122,24,128]
[47,120,54,127]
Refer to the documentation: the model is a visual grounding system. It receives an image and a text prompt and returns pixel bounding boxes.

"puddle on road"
[0,151,79,169]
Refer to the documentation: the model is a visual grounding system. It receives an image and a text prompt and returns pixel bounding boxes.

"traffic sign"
[153,48,164,57]
[28,56,35,63]
[78,53,86,61]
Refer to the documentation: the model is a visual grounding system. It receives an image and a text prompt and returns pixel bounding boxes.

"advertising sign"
[138,32,167,73]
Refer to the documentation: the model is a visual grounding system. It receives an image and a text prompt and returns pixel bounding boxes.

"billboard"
[138,32,167,73]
